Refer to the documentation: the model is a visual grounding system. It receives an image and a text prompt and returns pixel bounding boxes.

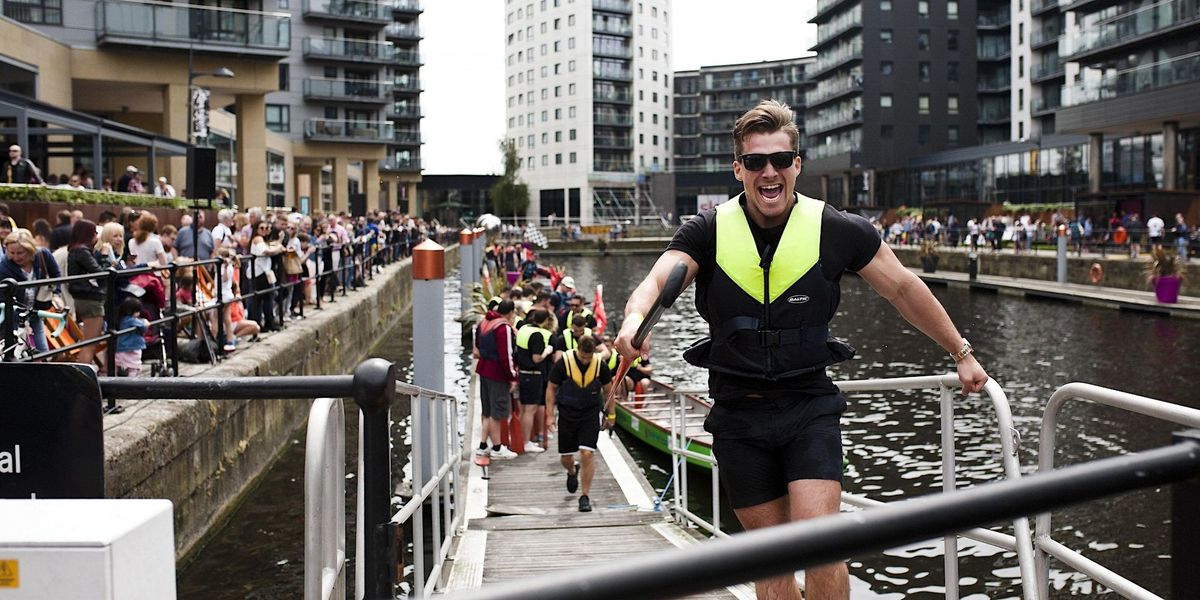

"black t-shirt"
[666,195,881,399]
[516,329,547,370]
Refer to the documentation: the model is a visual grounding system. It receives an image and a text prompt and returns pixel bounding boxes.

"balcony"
[1032,0,1060,15]
[1031,27,1061,48]
[1032,60,1065,81]
[95,0,290,57]
[392,77,421,93]
[1067,0,1200,60]
[303,37,399,64]
[977,42,1012,61]
[592,19,632,36]
[806,107,862,135]
[978,106,1012,124]
[303,78,392,103]
[392,130,422,145]
[593,66,633,82]
[1064,51,1200,106]
[977,9,1012,28]
[594,135,633,149]
[806,75,863,108]
[388,103,422,119]
[304,119,394,144]
[593,112,633,126]
[390,0,421,14]
[302,0,389,24]
[593,158,634,172]
[593,89,633,104]
[706,72,805,91]
[808,132,860,160]
[593,42,633,59]
[382,157,421,171]
[384,22,422,40]
[813,5,862,50]
[1032,94,1062,115]
[592,0,631,14]
[978,75,1012,93]
[812,0,856,23]
[812,38,863,76]
[394,50,422,66]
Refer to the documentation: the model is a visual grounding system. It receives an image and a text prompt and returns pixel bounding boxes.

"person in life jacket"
[601,335,648,401]
[553,315,598,354]
[544,335,614,513]
[515,308,556,453]
[614,100,989,600]
[473,299,519,460]
[565,294,597,330]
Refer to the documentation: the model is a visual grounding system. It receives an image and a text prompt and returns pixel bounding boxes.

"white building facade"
[504,0,672,224]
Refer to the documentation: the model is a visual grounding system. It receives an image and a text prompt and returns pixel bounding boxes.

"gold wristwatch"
[950,338,973,363]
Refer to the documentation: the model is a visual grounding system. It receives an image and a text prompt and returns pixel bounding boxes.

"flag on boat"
[523,223,548,248]
[593,284,607,336]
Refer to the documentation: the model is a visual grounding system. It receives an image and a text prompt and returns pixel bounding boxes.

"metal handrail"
[451,438,1200,600]
[305,397,346,600]
[1033,383,1200,600]
[667,373,1037,600]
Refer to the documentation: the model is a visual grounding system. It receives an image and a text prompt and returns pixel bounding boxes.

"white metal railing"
[1033,383,1200,600]
[305,398,347,600]
[389,381,463,598]
[666,373,1038,600]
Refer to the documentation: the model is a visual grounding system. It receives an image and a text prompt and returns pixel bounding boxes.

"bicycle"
[0,298,69,361]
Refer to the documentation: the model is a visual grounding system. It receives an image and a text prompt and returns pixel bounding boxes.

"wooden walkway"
[440,416,749,599]
[913,268,1200,319]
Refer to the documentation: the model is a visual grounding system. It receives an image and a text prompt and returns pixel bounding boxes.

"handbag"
[283,250,303,276]
[34,252,62,309]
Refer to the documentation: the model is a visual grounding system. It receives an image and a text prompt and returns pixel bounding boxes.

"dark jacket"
[3,158,43,184]
[67,247,110,301]
[50,224,73,250]
[0,248,61,314]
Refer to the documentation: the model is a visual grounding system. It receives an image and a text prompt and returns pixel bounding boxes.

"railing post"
[1,279,17,361]
[214,261,225,354]
[353,358,398,600]
[940,385,960,600]
[412,239,446,486]
[1173,430,1200,598]
[168,264,179,376]
[104,268,119,378]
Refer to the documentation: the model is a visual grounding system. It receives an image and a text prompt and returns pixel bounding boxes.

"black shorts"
[518,373,545,405]
[557,406,601,455]
[479,377,512,420]
[704,393,846,510]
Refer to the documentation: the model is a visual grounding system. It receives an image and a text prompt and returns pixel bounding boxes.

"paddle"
[607,261,689,409]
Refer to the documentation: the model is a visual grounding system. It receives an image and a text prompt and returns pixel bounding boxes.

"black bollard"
[968,252,978,281]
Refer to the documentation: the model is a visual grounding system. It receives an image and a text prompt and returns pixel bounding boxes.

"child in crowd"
[114,296,148,377]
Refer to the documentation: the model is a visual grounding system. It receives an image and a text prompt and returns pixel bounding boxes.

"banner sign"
[191,87,211,140]
[0,364,104,499]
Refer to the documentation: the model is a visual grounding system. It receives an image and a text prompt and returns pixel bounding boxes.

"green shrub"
[0,184,189,209]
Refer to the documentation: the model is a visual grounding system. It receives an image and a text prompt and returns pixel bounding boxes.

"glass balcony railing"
[302,78,392,101]
[592,0,631,13]
[384,22,422,38]
[807,107,862,134]
[304,119,394,143]
[706,72,805,90]
[593,42,633,59]
[302,0,389,22]
[977,9,1012,27]
[1068,0,1200,57]
[394,50,422,65]
[1033,94,1062,113]
[808,130,861,160]
[593,158,634,172]
[1033,60,1064,80]
[392,77,421,92]
[392,130,422,145]
[303,37,397,62]
[592,18,632,36]
[977,41,1011,60]
[1031,27,1061,46]
[813,37,862,73]
[1065,51,1200,106]
[978,106,1012,122]
[593,88,633,104]
[593,112,633,126]
[815,4,862,46]
[593,65,633,81]
[594,135,633,149]
[1032,0,1059,12]
[389,103,422,118]
[389,0,421,13]
[95,0,290,53]
[978,75,1012,91]
[806,74,863,106]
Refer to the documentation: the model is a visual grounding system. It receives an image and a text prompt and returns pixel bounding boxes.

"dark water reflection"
[180,254,1199,599]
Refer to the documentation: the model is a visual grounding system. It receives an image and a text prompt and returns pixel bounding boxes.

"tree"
[489,139,529,220]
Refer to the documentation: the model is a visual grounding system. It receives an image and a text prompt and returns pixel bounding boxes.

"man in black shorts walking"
[545,335,614,512]
[615,100,988,599]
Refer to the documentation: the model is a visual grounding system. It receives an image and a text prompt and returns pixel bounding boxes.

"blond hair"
[732,99,799,158]
[3,228,37,256]
[99,222,124,253]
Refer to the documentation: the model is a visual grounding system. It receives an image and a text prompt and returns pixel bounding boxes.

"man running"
[615,100,988,599]
[545,335,614,513]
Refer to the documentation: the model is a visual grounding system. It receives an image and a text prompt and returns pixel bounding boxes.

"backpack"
[176,337,211,363]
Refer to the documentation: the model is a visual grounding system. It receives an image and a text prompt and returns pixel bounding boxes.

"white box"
[0,499,176,599]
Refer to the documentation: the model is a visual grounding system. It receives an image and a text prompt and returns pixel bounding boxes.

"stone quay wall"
[102,245,458,559]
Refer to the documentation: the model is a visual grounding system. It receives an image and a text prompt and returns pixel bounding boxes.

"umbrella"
[477,213,502,230]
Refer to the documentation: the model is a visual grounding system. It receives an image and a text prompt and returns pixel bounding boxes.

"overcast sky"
[421,1,816,175]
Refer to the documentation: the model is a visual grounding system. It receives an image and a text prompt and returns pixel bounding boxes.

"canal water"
[178,253,1200,599]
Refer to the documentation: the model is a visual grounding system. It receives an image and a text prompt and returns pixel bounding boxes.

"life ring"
[1089,263,1103,285]
[632,379,646,409]
[1112,227,1128,245]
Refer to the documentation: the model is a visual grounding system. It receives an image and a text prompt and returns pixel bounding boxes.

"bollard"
[1173,430,1200,598]
[968,252,978,282]
[353,358,398,600]
[1056,225,1068,284]
[412,239,446,487]
[459,228,474,315]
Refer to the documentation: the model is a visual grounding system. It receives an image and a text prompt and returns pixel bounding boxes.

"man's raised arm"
[614,249,699,360]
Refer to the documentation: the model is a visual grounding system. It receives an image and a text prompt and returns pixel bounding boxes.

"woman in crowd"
[67,219,110,366]
[31,219,53,249]
[99,222,126,267]
[249,220,283,332]
[0,228,62,353]
[129,212,169,266]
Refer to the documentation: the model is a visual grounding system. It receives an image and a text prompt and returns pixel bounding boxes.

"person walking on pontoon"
[545,335,614,513]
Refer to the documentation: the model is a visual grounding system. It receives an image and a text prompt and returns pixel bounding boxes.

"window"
[553,41,560,52]
[278,64,290,91]
[918,30,930,50]
[652,135,658,145]
[880,94,893,108]
[639,111,644,123]
[541,88,548,99]
[265,104,290,133]
[569,152,577,163]
[541,132,548,144]
[554,108,562,119]
[554,85,561,97]
[948,126,959,144]
[947,61,959,82]
[568,60,576,71]
[918,94,930,114]
[541,110,548,121]
[652,114,658,124]
[1018,121,1024,138]
[555,131,562,142]
[947,0,958,18]
[554,63,561,74]
[880,0,891,9]
[919,62,930,82]
[947,30,958,51]
[948,95,959,115]
[918,0,928,16]
[1018,88,1024,110]
[569,106,576,117]
[6,0,64,22]
[881,125,893,139]
[569,128,576,140]
[554,17,560,29]
[568,14,574,25]
[918,124,930,144]
[639,133,644,144]
[555,153,562,165]
[881,61,893,75]
[542,155,548,166]
[880,29,893,43]
[568,36,575,49]
[541,22,547,33]
[568,83,576,95]
[1018,56,1025,78]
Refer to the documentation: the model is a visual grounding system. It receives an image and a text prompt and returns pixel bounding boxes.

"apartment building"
[503,0,672,225]
[0,0,423,212]
[671,58,819,218]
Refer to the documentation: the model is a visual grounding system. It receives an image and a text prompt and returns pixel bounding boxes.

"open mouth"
[758,184,784,201]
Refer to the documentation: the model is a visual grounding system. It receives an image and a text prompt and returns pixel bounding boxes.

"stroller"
[118,271,169,376]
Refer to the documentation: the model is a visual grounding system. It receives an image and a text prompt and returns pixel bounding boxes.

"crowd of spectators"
[0,200,457,374]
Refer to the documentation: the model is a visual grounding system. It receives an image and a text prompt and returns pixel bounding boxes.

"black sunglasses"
[737,151,798,172]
